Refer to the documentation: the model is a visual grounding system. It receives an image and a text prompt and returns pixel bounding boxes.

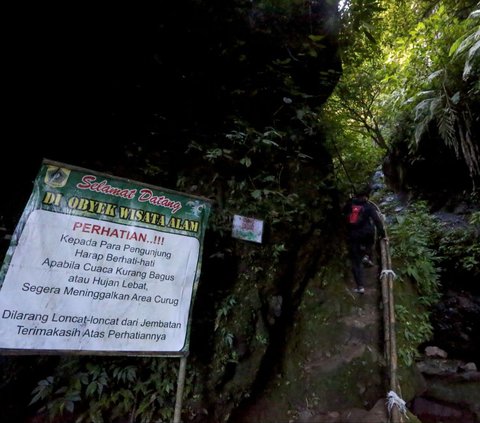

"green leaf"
[240,157,252,167]
[251,190,262,199]
[86,382,97,397]
[308,34,325,42]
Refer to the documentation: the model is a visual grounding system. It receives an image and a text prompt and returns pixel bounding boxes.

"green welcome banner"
[0,159,211,356]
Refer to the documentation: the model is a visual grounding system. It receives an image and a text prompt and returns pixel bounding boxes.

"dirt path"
[299,263,392,423]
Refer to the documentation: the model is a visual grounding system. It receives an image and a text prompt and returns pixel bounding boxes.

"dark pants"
[347,234,374,289]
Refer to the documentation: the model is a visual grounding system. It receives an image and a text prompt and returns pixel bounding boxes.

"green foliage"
[181,117,333,236]
[449,8,480,81]
[389,201,441,305]
[322,46,386,190]
[214,295,238,332]
[211,294,242,375]
[322,110,384,192]
[336,0,480,193]
[326,60,389,150]
[436,214,480,278]
[395,305,434,366]
[388,201,441,367]
[392,204,480,367]
[470,210,480,225]
[29,357,195,423]
[388,2,480,179]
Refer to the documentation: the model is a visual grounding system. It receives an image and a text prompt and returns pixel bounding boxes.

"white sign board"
[0,160,210,355]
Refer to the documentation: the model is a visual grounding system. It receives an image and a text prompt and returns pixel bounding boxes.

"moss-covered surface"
[233,255,390,421]
[392,270,436,401]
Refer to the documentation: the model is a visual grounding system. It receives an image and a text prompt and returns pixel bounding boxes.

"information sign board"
[0,160,211,355]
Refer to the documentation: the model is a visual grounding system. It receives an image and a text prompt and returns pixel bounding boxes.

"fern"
[438,103,458,153]
[408,5,480,181]
[449,8,480,81]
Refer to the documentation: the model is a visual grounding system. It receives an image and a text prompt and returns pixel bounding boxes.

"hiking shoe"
[353,287,365,294]
[362,255,374,267]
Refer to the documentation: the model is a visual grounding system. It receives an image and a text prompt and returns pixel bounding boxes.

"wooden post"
[173,356,188,423]
[382,237,402,423]
[380,239,391,372]
[380,236,403,423]
[386,242,402,423]
[372,203,403,422]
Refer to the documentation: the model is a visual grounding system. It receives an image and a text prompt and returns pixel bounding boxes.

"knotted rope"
[387,391,408,419]
[380,269,397,280]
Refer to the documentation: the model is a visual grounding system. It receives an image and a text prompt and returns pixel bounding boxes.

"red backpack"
[348,204,365,225]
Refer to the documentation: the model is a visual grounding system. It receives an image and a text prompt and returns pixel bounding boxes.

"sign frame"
[0,159,211,357]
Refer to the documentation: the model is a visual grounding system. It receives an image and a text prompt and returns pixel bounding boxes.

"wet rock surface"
[429,290,480,364]
[412,396,478,423]
[411,353,480,422]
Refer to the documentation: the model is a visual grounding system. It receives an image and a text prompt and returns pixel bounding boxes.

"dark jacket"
[343,197,385,241]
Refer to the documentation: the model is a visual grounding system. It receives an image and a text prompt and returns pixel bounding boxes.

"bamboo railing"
[380,234,406,423]
[370,198,405,423]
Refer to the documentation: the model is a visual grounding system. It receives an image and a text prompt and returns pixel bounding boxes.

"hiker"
[343,185,386,294]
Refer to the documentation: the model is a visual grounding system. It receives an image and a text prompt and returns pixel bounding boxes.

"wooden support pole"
[173,356,188,423]
[382,237,402,423]
[385,242,402,423]
[372,202,403,422]
[380,240,391,372]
